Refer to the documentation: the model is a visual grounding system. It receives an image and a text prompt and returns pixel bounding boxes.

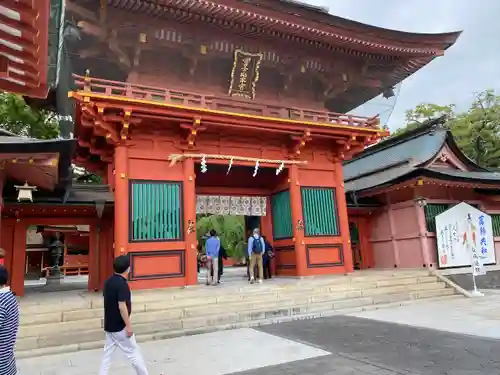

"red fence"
[73,74,380,129]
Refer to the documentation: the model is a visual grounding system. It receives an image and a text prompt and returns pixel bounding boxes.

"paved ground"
[250,315,500,375]
[18,292,500,375]
[348,290,500,339]
[17,328,329,375]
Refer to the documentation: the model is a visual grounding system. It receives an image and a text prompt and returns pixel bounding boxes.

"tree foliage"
[196,215,247,260]
[391,90,500,168]
[0,92,105,184]
[0,92,60,139]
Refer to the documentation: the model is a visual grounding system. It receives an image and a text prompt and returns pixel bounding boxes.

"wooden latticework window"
[424,204,449,233]
[491,214,500,237]
[130,181,183,242]
[301,187,339,237]
[271,190,293,240]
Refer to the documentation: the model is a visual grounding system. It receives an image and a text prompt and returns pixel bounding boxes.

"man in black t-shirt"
[98,255,149,375]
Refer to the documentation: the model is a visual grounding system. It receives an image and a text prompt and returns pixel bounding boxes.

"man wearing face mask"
[247,228,266,284]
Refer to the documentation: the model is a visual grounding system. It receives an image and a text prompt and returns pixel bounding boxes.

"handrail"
[72,74,380,129]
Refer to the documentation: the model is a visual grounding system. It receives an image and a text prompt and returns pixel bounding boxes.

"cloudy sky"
[303,0,500,130]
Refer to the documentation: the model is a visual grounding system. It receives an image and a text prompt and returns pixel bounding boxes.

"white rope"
[168,153,307,166]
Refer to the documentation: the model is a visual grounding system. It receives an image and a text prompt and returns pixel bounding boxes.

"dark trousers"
[263,260,272,279]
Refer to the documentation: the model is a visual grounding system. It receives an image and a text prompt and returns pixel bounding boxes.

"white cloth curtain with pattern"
[196,195,267,216]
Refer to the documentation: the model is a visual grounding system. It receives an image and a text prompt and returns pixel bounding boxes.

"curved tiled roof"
[343,117,492,193]
[109,0,461,56]
[343,127,446,182]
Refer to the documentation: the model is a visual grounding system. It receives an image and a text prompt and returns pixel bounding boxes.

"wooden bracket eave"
[82,104,120,144]
[183,117,205,149]
[290,129,312,159]
[120,110,132,141]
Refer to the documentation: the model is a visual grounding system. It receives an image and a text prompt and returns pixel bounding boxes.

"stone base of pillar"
[45,274,64,285]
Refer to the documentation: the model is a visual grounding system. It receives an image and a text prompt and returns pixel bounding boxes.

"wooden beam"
[0,45,38,68]
[74,97,379,138]
[65,0,98,21]
[184,117,203,148]
[290,129,312,159]
[3,0,38,20]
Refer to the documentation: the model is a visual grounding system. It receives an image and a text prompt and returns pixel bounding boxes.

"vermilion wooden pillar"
[334,162,354,273]
[355,216,375,269]
[114,145,129,258]
[289,165,307,276]
[183,158,197,285]
[11,221,26,296]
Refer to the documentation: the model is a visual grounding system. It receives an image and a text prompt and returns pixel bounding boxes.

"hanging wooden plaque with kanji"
[228,49,263,100]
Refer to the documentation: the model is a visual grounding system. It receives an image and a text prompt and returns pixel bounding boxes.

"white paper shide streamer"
[253,160,260,177]
[276,161,284,175]
[227,157,234,175]
[200,155,207,173]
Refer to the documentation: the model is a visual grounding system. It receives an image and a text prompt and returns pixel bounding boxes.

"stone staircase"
[17,270,459,358]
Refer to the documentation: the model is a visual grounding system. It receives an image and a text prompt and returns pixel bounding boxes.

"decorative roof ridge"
[442,131,489,172]
[344,116,447,165]
[269,0,462,48]
[344,159,411,183]
[165,0,461,55]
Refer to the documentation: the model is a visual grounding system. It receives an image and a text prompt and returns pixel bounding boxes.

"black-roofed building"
[0,133,115,295]
[344,117,500,271]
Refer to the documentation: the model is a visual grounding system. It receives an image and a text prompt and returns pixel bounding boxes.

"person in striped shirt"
[0,265,19,375]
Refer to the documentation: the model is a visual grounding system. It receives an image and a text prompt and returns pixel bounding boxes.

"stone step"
[19,276,443,326]
[16,286,457,358]
[18,280,448,336]
[18,273,438,318]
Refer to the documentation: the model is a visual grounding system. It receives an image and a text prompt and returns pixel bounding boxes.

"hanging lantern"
[15,182,37,202]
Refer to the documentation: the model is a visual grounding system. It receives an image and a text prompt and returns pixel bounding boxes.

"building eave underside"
[0,0,51,98]
[3,183,114,205]
[0,138,76,190]
[117,0,461,54]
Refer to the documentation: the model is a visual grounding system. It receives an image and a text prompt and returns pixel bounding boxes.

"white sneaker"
[250,278,255,284]
[258,279,263,284]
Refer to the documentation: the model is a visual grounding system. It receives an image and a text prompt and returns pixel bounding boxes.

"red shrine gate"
[70,76,384,291]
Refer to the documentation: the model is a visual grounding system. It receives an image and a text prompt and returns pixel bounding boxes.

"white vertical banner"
[435,202,495,269]
[466,213,486,276]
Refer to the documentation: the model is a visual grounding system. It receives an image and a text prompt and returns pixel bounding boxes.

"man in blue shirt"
[205,230,220,286]
[247,228,266,284]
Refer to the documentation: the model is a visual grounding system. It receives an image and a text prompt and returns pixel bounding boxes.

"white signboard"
[435,202,496,270]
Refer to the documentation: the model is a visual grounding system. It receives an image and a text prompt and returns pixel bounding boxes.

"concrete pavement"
[17,328,329,375]
[348,289,500,339]
[17,288,500,374]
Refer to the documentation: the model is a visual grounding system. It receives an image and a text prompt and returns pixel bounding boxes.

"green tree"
[391,90,500,168]
[0,92,60,139]
[0,92,105,183]
[391,103,456,137]
[196,215,247,260]
[451,90,500,167]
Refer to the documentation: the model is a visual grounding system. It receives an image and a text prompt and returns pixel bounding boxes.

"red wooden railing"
[73,74,380,129]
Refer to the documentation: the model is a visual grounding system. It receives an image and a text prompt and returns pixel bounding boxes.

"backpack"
[252,236,263,254]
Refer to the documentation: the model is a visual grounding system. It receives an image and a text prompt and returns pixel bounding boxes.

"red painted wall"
[116,131,354,290]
